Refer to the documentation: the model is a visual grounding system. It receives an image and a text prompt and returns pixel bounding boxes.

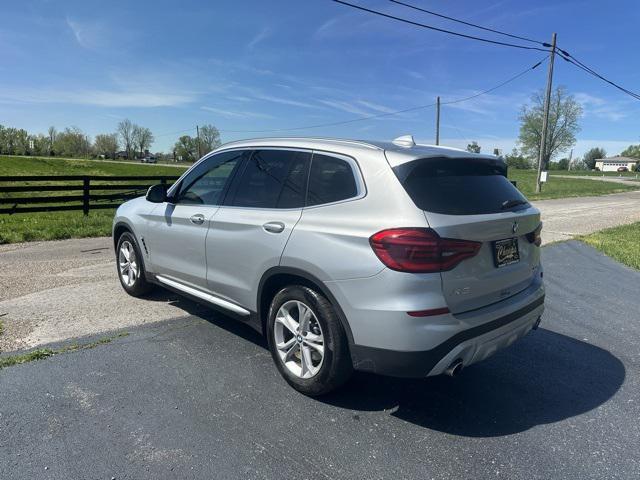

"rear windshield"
[393,157,529,215]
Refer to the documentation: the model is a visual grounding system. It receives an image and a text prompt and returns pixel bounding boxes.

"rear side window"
[307,153,358,206]
[227,149,310,208]
[393,157,528,215]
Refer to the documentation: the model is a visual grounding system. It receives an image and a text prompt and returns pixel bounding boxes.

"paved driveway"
[1,241,638,479]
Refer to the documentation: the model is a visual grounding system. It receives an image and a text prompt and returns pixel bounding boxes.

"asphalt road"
[1,241,638,480]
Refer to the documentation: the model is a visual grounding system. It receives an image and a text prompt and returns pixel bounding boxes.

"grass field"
[508,169,640,200]
[0,155,186,177]
[579,222,640,270]
[0,156,187,244]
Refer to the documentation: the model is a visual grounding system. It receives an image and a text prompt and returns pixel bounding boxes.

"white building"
[594,156,637,172]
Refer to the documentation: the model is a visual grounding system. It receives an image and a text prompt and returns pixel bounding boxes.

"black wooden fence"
[0,175,180,215]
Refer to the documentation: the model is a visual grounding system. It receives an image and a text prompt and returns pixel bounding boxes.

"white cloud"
[66,17,109,50]
[247,28,271,51]
[251,92,321,110]
[356,100,396,114]
[201,106,273,119]
[575,92,629,122]
[319,99,371,116]
[0,87,195,107]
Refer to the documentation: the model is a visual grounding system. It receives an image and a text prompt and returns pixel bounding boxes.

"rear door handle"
[190,214,205,225]
[263,221,285,233]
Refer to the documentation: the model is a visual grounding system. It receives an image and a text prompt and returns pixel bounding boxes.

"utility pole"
[536,32,557,193]
[435,96,440,145]
[567,148,573,171]
[196,125,202,159]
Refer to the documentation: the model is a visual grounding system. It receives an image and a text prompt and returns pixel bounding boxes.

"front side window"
[227,149,310,208]
[175,150,247,205]
[307,153,358,206]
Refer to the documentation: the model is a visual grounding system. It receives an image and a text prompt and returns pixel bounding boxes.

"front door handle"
[190,214,205,225]
[263,221,285,234]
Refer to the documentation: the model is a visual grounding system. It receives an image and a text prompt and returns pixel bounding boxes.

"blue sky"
[1,0,639,157]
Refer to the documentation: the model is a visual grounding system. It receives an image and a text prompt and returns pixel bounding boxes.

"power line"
[330,0,549,52]
[555,48,640,101]
[216,57,546,134]
[388,0,544,45]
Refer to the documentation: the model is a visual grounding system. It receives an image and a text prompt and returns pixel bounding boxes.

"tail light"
[369,228,481,273]
[526,223,543,247]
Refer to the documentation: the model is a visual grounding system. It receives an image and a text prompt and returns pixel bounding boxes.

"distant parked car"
[113,136,545,395]
[141,156,157,164]
[617,166,628,172]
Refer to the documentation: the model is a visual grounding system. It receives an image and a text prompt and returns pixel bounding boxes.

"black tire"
[267,285,353,396]
[115,231,154,297]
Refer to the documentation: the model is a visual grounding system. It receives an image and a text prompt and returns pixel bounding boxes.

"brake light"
[369,228,481,273]
[526,223,543,247]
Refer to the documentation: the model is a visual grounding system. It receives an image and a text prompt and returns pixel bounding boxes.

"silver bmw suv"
[113,136,544,395]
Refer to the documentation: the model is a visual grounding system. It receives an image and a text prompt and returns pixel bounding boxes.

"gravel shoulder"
[0,237,209,352]
[531,189,640,243]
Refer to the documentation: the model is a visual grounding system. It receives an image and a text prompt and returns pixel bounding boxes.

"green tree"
[466,141,481,154]
[117,119,134,159]
[518,86,582,170]
[132,125,154,158]
[47,126,57,156]
[173,135,198,162]
[199,124,221,154]
[54,127,91,157]
[94,133,119,159]
[504,148,532,169]
[583,147,606,170]
[620,144,640,159]
[554,158,570,170]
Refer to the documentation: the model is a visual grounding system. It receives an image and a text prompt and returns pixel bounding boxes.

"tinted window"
[228,150,310,208]
[307,154,358,206]
[175,150,246,205]
[393,157,529,215]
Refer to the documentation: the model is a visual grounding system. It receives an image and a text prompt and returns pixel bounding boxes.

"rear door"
[205,148,311,308]
[145,150,246,289]
[392,156,541,313]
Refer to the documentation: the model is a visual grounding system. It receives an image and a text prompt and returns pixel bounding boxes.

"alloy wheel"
[273,300,325,379]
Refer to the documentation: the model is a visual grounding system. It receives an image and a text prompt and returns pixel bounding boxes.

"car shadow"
[140,289,625,438]
[143,288,268,348]
[320,328,625,437]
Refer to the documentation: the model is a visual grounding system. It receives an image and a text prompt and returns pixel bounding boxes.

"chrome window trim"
[166,145,367,210]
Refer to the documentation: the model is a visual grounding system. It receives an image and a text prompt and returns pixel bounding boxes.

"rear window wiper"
[501,199,529,210]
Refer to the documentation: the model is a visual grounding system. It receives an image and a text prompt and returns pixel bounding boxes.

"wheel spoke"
[121,245,130,261]
[304,335,324,355]
[276,312,299,335]
[297,301,311,332]
[276,337,296,352]
[284,342,299,363]
[300,345,314,377]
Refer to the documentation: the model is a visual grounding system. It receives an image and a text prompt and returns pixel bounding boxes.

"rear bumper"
[350,294,544,378]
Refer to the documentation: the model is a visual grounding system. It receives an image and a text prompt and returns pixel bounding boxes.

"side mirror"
[146,184,168,203]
